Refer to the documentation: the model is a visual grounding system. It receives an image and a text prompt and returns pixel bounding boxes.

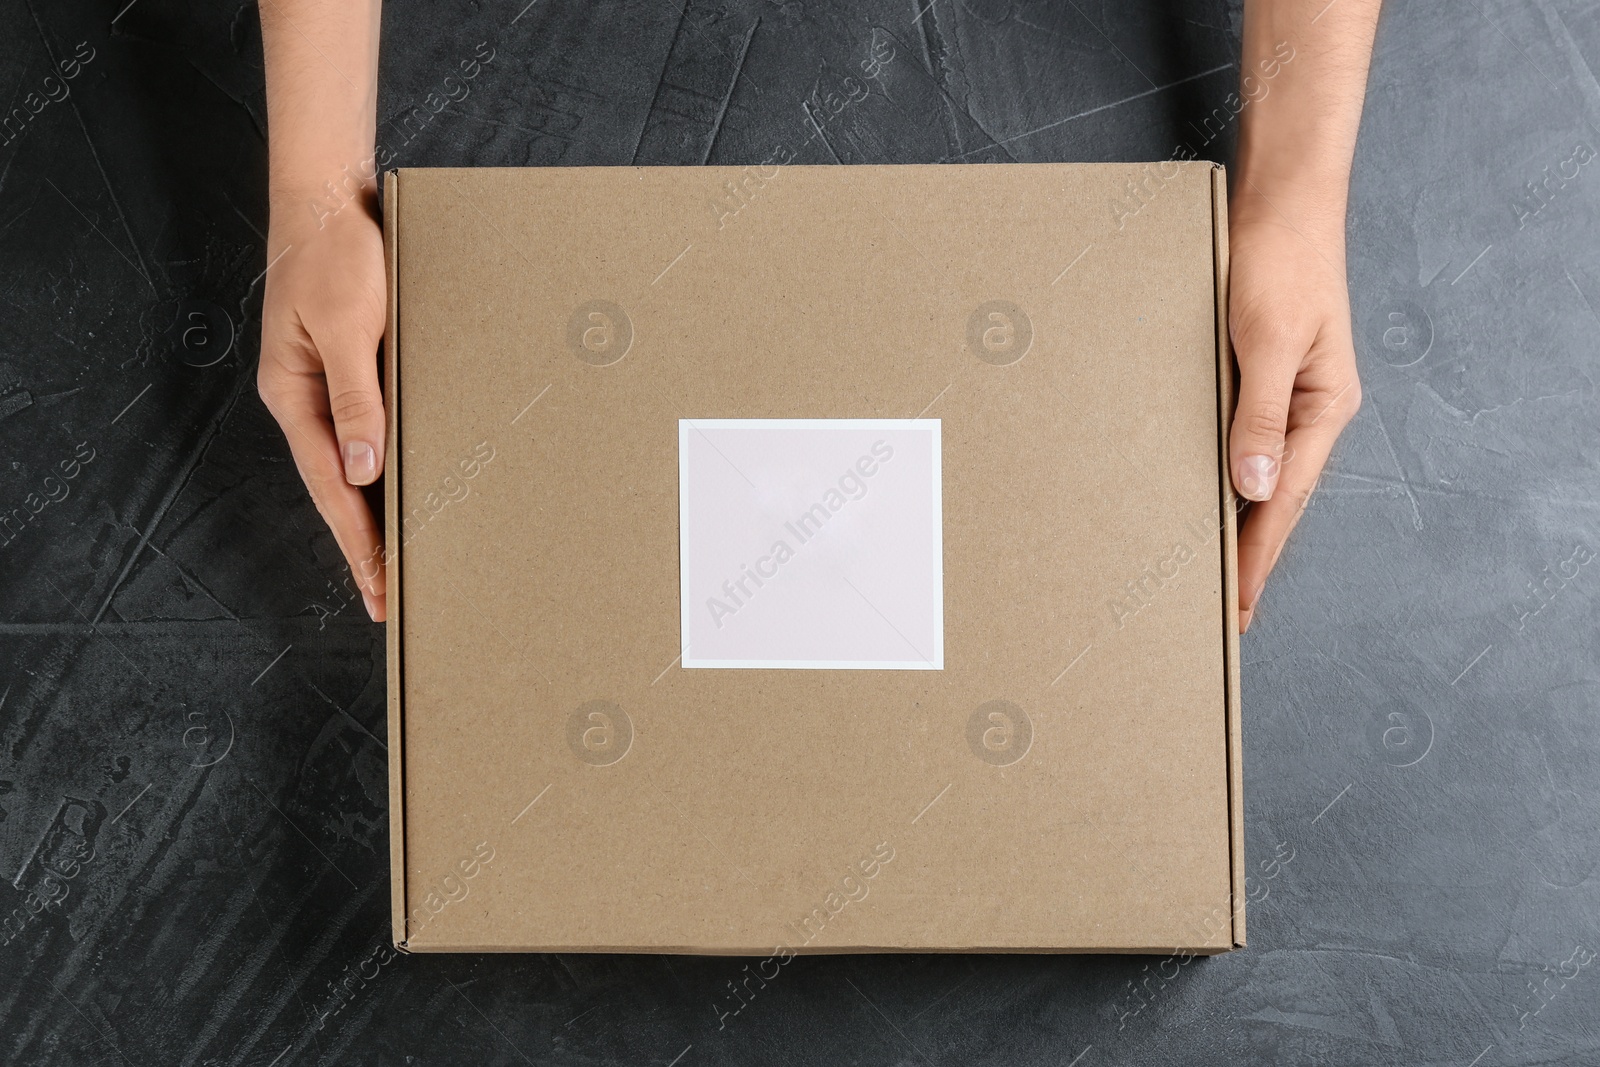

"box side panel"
[1211,164,1245,948]
[383,169,408,950]
[402,942,1242,955]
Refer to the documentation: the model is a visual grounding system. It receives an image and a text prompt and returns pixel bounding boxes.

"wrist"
[1233,141,1348,201]
[1230,156,1350,252]
[269,154,382,238]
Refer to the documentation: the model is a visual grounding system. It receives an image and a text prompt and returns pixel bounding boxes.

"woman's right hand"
[257,198,389,621]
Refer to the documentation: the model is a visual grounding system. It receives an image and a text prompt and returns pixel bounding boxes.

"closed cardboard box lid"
[383,163,1243,954]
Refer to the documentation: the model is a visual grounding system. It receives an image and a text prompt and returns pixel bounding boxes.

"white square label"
[679,419,943,669]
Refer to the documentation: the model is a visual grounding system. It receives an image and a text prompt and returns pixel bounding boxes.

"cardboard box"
[383,163,1242,954]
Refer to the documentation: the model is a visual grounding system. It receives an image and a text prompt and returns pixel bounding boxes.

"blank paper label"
[679,419,943,669]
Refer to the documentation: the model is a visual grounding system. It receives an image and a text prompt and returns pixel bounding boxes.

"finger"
[1236,413,1344,633]
[312,317,386,488]
[284,409,388,618]
[1228,329,1300,503]
[260,368,388,619]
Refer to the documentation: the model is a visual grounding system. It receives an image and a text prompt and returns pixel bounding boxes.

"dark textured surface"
[2,0,1598,1064]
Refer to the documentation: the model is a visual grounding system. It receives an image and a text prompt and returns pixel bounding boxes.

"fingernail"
[361,588,379,622]
[1237,454,1279,501]
[343,441,377,486]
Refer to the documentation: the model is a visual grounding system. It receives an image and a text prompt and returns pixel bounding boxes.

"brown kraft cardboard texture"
[383,162,1243,953]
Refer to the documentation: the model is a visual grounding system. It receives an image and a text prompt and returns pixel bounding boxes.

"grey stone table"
[2,1,1596,1064]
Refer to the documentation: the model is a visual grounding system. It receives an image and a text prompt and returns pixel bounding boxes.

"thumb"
[1229,338,1298,502]
[317,320,387,487]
